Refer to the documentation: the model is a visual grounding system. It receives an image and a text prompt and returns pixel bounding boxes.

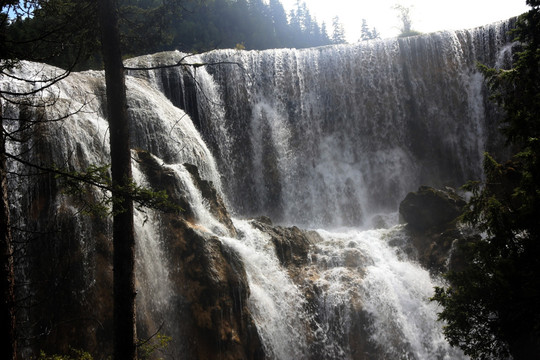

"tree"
[4,0,100,69]
[247,0,276,49]
[98,0,137,358]
[393,4,421,37]
[0,87,17,360]
[331,16,346,44]
[320,21,330,44]
[1,4,18,359]
[360,18,379,41]
[432,2,540,359]
[269,0,289,47]
[118,0,181,57]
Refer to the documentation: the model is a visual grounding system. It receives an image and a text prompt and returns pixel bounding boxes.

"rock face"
[135,150,264,360]
[399,186,467,272]
[399,186,466,231]
[183,162,236,236]
[250,217,314,270]
[18,149,265,360]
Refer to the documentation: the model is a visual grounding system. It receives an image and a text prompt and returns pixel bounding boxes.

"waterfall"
[127,20,513,227]
[1,19,518,360]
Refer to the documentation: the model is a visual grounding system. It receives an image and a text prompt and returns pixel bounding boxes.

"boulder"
[249,218,317,269]
[398,186,467,272]
[399,185,466,231]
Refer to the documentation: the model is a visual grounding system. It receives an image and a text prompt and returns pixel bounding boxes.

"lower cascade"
[0,19,517,360]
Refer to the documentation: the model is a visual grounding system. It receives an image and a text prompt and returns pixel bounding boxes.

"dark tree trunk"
[98,1,137,359]
[0,104,17,360]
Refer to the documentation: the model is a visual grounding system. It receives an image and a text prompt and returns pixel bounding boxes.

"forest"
[2,0,376,70]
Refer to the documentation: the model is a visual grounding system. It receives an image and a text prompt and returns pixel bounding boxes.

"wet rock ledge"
[399,185,469,273]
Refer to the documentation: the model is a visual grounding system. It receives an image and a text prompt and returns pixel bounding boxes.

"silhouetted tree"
[98,0,137,358]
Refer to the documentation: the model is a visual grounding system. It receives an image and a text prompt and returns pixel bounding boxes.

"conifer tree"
[331,16,346,44]
[98,0,137,357]
[360,18,379,41]
[432,2,540,359]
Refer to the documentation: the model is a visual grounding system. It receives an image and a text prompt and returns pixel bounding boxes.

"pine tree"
[320,21,330,44]
[269,0,289,47]
[360,18,379,41]
[331,16,346,44]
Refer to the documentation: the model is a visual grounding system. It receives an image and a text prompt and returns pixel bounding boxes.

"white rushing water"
[221,220,311,359]
[313,228,466,359]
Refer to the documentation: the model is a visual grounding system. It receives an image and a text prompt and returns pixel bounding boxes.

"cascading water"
[128,20,514,227]
[1,61,227,356]
[220,220,310,359]
[2,19,518,360]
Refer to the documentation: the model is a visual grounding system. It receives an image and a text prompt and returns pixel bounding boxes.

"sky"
[280,0,530,41]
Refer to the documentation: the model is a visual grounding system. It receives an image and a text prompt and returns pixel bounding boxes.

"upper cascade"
[126,19,516,227]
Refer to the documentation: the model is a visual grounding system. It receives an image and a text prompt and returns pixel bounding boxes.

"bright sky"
[280,0,530,41]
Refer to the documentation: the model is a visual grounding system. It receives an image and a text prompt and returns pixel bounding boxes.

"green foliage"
[137,333,172,360]
[55,164,112,217]
[119,0,182,57]
[55,163,182,217]
[432,3,540,359]
[35,349,93,360]
[2,0,100,70]
[432,154,528,359]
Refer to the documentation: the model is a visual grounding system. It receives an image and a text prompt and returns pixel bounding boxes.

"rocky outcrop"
[19,149,264,359]
[183,162,236,236]
[249,216,316,269]
[156,217,264,360]
[399,186,467,272]
[134,150,236,236]
[136,150,263,360]
[399,186,466,231]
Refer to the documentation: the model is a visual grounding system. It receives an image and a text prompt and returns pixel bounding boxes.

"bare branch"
[123,52,243,72]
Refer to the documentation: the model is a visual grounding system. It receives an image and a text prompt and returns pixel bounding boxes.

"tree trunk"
[0,103,17,360]
[98,1,137,359]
